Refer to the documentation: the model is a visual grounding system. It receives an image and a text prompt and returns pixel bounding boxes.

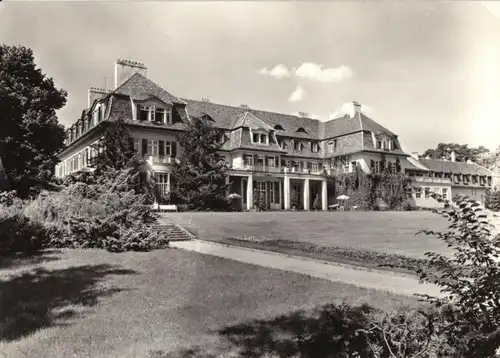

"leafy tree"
[485,188,500,212]
[0,154,7,189]
[422,143,489,163]
[91,118,155,202]
[169,117,230,211]
[0,45,67,198]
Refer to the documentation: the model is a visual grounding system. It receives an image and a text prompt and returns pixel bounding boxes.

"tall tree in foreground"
[170,117,230,210]
[0,45,67,198]
[91,118,155,201]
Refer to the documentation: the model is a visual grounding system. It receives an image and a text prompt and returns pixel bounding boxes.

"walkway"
[170,239,443,298]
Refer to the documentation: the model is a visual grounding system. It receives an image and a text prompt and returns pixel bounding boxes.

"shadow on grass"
[0,263,137,341]
[0,249,62,270]
[161,303,378,358]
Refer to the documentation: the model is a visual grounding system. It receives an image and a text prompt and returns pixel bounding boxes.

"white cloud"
[288,86,305,102]
[258,64,290,79]
[294,62,353,83]
[328,102,373,120]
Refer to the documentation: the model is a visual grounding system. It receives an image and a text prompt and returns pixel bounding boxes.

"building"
[55,59,493,210]
[406,152,493,208]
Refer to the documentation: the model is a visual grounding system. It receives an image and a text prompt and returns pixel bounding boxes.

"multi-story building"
[55,59,493,210]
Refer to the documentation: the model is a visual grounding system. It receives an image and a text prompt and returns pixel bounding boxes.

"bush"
[227,193,242,212]
[0,214,49,255]
[23,168,168,252]
[485,188,500,212]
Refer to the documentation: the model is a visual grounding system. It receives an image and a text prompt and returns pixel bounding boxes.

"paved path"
[170,239,443,298]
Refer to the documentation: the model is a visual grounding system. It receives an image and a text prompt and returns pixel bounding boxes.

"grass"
[0,248,418,358]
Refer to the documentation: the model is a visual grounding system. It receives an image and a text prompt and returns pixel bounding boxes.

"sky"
[1,1,500,154]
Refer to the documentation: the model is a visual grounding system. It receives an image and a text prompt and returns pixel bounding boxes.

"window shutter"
[275,157,279,166]
[171,142,177,157]
[265,156,269,166]
[141,139,148,155]
[136,105,140,121]
[159,140,165,156]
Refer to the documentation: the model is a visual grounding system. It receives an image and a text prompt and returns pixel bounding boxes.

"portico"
[227,171,328,211]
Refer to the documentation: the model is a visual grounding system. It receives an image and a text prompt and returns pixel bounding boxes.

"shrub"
[227,193,242,212]
[403,193,500,357]
[23,168,168,252]
[0,214,49,255]
[485,188,500,212]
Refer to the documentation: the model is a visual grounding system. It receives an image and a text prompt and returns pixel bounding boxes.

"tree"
[485,188,500,212]
[91,118,154,201]
[421,143,489,163]
[169,117,230,211]
[0,45,67,198]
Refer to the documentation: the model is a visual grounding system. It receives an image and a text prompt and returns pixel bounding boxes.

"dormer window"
[137,105,149,121]
[136,104,172,123]
[251,132,268,145]
[274,124,285,131]
[328,140,337,153]
[297,127,307,133]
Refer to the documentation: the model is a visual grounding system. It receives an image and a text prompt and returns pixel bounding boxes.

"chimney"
[450,151,456,162]
[239,104,249,109]
[114,59,147,89]
[411,152,419,160]
[298,111,309,118]
[351,101,362,118]
[201,97,210,102]
[88,87,110,107]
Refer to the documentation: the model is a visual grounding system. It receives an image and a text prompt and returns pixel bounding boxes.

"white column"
[284,175,290,210]
[167,172,171,193]
[322,180,328,211]
[247,174,253,210]
[303,178,310,211]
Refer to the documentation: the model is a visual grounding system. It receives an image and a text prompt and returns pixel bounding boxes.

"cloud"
[288,86,305,102]
[328,102,373,120]
[258,64,290,79]
[294,62,353,83]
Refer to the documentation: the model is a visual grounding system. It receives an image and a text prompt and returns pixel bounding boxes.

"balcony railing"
[146,155,175,165]
[414,177,452,184]
[232,164,281,173]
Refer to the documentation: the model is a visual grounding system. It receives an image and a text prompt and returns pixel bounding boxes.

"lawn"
[0,248,417,358]
[167,211,451,259]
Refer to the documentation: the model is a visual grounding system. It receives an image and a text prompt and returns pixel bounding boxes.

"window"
[376,140,382,149]
[252,132,268,144]
[312,142,319,153]
[442,188,448,199]
[273,182,280,204]
[415,187,422,199]
[328,140,337,153]
[245,155,254,166]
[138,105,149,121]
[268,156,275,167]
[293,140,302,151]
[285,160,291,168]
[133,139,140,153]
[373,161,380,174]
[311,162,319,173]
[425,187,430,198]
[274,124,285,131]
[351,161,357,172]
[297,127,307,133]
[382,139,388,150]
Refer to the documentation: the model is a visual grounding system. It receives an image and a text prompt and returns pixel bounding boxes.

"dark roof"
[185,99,321,139]
[419,159,493,176]
[113,73,185,105]
[359,113,396,136]
[323,114,362,139]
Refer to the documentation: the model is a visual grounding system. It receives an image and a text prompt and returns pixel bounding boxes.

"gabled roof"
[323,115,362,139]
[419,159,493,176]
[113,73,186,105]
[359,113,396,136]
[237,112,275,131]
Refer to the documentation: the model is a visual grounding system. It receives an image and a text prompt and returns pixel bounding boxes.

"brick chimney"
[450,151,456,162]
[88,87,110,107]
[114,59,147,89]
[298,111,309,118]
[351,101,361,118]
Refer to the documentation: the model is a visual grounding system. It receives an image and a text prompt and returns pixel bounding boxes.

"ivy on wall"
[324,157,413,210]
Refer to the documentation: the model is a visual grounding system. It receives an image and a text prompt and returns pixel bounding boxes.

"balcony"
[414,176,452,184]
[147,155,176,166]
[231,163,281,173]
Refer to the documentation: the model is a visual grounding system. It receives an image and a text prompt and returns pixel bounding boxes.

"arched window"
[296,127,307,133]
[274,124,285,131]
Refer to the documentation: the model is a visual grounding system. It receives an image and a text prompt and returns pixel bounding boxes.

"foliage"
[291,188,300,209]
[422,142,489,163]
[227,193,242,212]
[0,45,67,198]
[403,193,500,357]
[253,189,267,211]
[312,193,321,210]
[169,117,230,211]
[325,165,412,211]
[485,188,500,212]
[91,118,155,202]
[23,167,167,252]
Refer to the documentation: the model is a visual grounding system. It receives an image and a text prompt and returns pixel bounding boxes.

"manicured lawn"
[0,248,417,358]
[167,211,451,259]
